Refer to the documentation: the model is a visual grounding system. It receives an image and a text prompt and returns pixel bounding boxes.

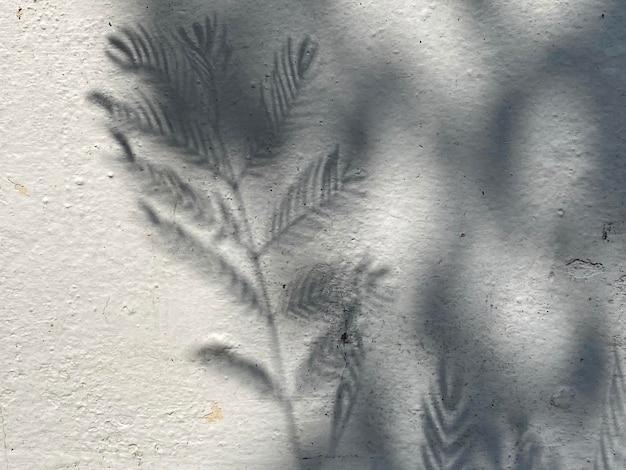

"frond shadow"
[260,144,367,252]
[196,344,279,398]
[509,415,556,470]
[291,260,388,454]
[139,200,260,311]
[90,13,386,468]
[421,356,476,470]
[110,130,215,225]
[248,36,319,165]
[594,344,626,470]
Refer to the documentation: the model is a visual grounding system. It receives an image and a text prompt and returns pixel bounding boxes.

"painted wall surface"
[2,1,626,468]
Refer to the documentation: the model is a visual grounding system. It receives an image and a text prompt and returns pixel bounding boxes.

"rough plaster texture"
[2,1,626,469]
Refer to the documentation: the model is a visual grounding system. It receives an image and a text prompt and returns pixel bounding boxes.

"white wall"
[2,1,626,468]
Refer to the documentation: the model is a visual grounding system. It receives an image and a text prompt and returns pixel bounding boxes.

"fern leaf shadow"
[139,200,260,311]
[260,144,367,252]
[291,261,389,454]
[595,344,626,470]
[511,416,554,470]
[91,12,389,467]
[195,344,279,398]
[421,356,475,470]
[248,36,319,165]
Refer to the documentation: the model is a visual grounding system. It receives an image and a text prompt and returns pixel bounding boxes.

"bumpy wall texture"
[2,1,626,469]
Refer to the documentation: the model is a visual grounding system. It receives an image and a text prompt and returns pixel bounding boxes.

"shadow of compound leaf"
[90,12,387,467]
[595,343,626,470]
[421,356,476,470]
[196,344,280,398]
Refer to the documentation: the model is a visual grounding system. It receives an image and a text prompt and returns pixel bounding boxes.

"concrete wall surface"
[2,1,626,468]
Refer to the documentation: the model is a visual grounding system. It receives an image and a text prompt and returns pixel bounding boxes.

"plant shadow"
[90,14,392,468]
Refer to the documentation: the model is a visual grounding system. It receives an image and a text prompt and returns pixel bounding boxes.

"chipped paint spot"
[565,258,604,280]
[16,7,23,19]
[7,178,27,195]
[202,403,223,422]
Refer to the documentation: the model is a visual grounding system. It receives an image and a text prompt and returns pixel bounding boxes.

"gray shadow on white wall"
[413,0,626,468]
[90,14,393,469]
[91,1,626,468]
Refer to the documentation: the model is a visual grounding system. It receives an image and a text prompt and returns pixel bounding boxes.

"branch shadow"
[90,12,391,469]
